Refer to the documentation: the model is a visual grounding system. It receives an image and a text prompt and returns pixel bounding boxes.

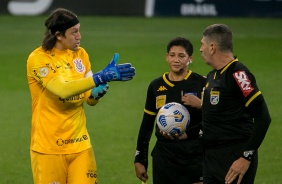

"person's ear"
[55,32,62,40]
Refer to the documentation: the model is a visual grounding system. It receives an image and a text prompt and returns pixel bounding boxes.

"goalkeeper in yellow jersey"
[26,8,135,184]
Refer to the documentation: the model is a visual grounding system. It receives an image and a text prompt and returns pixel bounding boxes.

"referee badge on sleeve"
[156,95,166,109]
[210,91,220,105]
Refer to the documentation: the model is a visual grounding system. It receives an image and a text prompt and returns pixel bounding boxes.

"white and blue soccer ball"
[156,102,190,135]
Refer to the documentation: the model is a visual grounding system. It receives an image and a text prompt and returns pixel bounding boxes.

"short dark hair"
[42,8,78,51]
[167,37,193,56]
[203,24,233,52]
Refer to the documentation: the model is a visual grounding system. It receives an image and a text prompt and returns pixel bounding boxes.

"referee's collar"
[220,58,238,74]
[163,70,192,87]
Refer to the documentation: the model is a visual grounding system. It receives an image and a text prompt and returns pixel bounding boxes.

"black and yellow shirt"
[202,59,263,148]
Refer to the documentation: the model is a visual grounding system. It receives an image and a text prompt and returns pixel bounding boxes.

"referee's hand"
[135,162,148,182]
[225,157,251,184]
[160,130,188,141]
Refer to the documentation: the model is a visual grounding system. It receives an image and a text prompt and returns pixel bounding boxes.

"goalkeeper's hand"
[92,53,136,86]
[90,84,109,100]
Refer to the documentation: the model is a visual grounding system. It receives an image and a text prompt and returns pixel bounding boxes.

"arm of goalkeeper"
[92,53,136,86]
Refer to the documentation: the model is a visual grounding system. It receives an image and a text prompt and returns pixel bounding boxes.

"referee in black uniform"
[200,24,271,184]
[134,37,206,184]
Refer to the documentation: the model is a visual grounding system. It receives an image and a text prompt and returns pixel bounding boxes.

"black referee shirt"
[145,71,206,141]
[202,59,262,148]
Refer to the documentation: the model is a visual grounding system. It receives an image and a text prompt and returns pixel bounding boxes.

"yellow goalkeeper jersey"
[27,46,93,154]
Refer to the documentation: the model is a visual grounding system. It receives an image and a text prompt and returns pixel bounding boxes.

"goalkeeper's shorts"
[30,148,98,184]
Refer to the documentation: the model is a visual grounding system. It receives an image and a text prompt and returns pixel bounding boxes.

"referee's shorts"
[203,142,258,184]
[152,139,203,184]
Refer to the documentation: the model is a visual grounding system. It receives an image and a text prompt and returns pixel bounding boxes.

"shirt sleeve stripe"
[144,109,157,115]
[245,91,262,107]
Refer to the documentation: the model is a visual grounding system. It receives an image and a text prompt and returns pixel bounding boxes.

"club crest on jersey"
[73,59,85,73]
[210,91,220,105]
[233,71,254,97]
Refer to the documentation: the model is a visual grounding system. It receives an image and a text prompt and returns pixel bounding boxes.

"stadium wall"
[147,0,282,17]
[0,0,281,17]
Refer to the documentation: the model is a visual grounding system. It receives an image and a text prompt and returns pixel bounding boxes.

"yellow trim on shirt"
[220,58,239,74]
[144,109,157,116]
[163,72,174,87]
[163,70,192,87]
[245,91,261,107]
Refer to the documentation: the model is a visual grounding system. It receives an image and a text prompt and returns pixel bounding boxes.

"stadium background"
[0,0,281,183]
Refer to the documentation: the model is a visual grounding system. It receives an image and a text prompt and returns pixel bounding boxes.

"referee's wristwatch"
[242,150,255,161]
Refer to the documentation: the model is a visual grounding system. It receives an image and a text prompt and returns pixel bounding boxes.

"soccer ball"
[156,102,190,135]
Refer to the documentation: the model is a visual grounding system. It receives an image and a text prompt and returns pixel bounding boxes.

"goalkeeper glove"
[92,53,136,86]
[90,84,109,100]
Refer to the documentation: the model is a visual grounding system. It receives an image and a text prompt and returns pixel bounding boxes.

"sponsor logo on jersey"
[210,91,219,105]
[233,71,254,97]
[46,63,56,73]
[135,150,140,156]
[73,58,85,73]
[59,93,84,103]
[56,135,88,146]
[86,170,98,179]
[66,63,73,69]
[157,86,167,91]
[243,150,254,157]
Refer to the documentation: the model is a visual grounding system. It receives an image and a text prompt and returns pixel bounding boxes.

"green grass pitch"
[0,15,281,183]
